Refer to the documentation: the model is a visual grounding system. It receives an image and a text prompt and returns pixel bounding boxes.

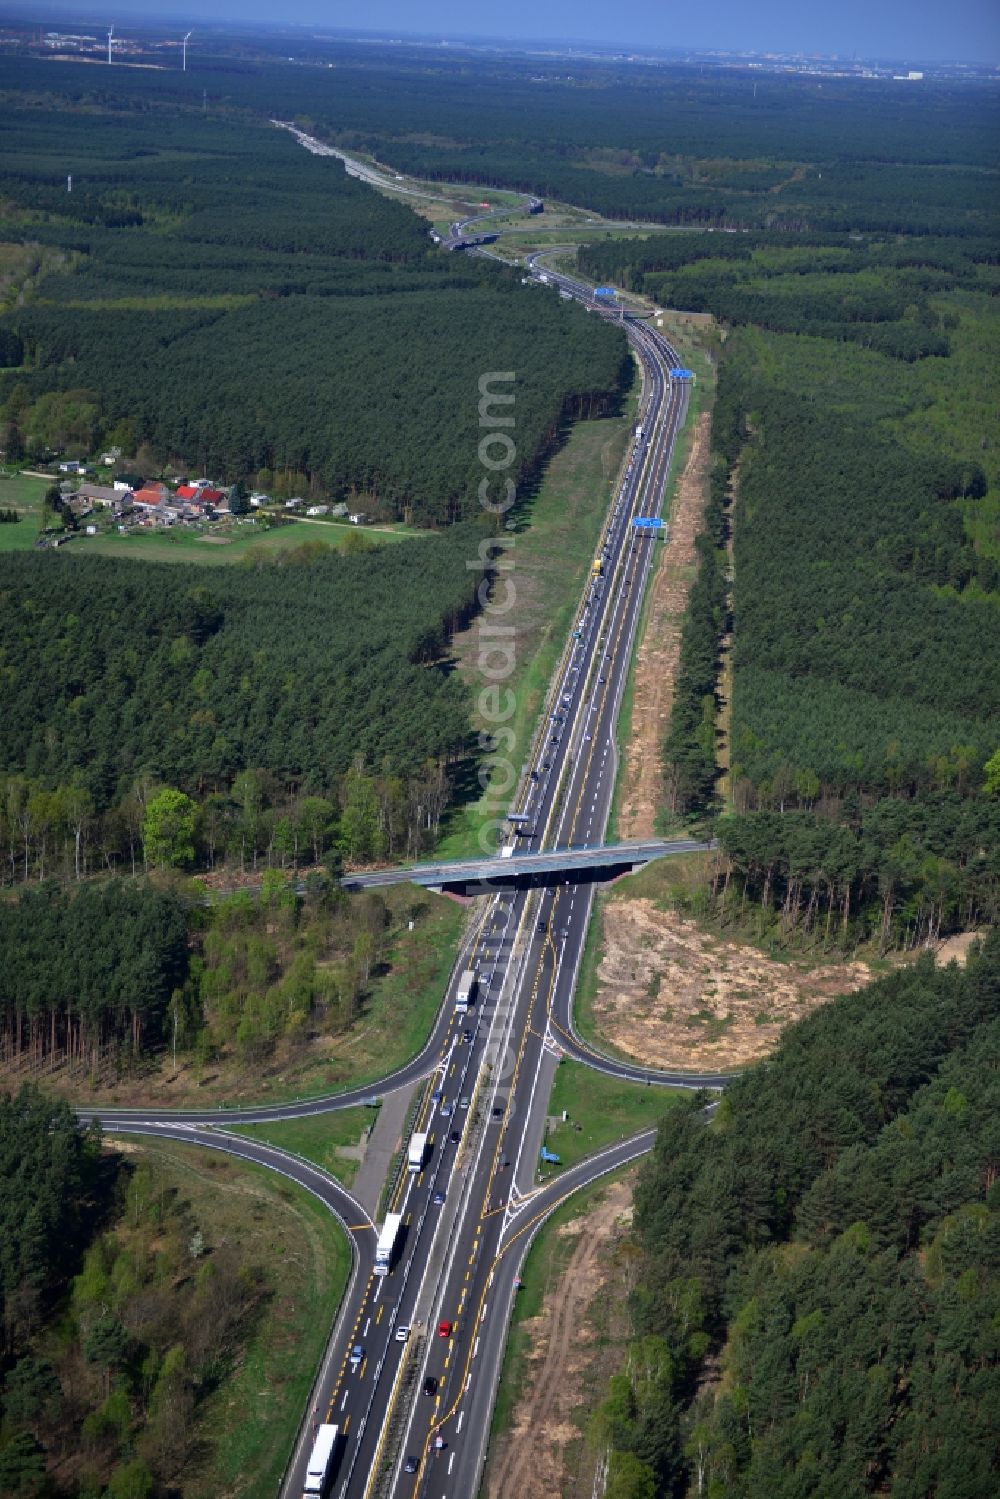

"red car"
[437,1320,453,1339]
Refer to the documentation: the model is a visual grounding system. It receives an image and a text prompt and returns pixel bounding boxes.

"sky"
[18,0,1000,63]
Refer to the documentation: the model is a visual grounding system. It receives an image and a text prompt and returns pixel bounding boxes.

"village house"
[176,482,229,515]
[131,482,172,523]
[75,482,122,509]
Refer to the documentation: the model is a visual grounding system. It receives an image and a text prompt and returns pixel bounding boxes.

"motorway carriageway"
[294,270,719,1499]
[80,219,731,1499]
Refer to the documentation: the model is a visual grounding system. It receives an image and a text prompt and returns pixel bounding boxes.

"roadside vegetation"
[439,405,635,859]
[0,877,467,1106]
[487,1170,634,1449]
[582,228,1000,956]
[590,931,999,1497]
[541,1059,682,1175]
[229,1107,376,1190]
[0,1089,351,1499]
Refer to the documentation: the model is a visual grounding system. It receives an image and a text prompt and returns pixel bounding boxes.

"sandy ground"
[617,411,711,840]
[593,899,871,1070]
[934,931,986,966]
[487,1175,636,1499]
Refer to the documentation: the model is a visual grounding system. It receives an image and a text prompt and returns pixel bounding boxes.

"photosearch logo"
[468,371,520,1117]
[469,371,517,859]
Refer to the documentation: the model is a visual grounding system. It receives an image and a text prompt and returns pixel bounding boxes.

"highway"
[279,249,716,1499]
[79,153,728,1499]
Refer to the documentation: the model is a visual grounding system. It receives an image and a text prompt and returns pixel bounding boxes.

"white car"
[395,1324,409,1343]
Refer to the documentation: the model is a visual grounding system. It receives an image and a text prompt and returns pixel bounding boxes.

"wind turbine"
[182,30,192,72]
[107,23,113,65]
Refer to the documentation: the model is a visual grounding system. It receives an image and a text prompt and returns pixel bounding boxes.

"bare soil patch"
[934,931,986,967]
[488,1175,636,1499]
[618,411,711,840]
[594,900,871,1070]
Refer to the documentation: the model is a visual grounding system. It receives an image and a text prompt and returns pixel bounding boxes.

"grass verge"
[228,1106,376,1189]
[438,404,637,861]
[539,1058,683,1175]
[120,1138,352,1499]
[607,324,715,841]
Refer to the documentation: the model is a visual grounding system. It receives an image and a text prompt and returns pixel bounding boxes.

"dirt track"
[487,1177,635,1499]
[617,410,711,840]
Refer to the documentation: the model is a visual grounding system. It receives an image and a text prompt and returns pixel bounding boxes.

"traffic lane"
[400,341,681,1496]
[402,271,683,1487]
[426,1130,661,1499]
[326,929,528,1489]
[332,269,684,1491]
[348,887,538,1488]
[395,984,547,1491]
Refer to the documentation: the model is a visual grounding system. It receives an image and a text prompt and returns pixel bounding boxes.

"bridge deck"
[342,838,711,890]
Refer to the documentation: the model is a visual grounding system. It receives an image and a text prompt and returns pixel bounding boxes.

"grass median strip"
[438,406,635,861]
[228,1106,377,1189]
[539,1057,684,1175]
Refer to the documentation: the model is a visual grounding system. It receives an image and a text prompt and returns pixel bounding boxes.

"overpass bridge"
[341,837,713,895]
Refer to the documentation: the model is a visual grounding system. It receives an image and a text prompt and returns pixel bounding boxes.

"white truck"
[407,1131,428,1173]
[455,969,477,1012]
[303,1423,338,1497]
[499,844,516,859]
[374,1212,403,1276]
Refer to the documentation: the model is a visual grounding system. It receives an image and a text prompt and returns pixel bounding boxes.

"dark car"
[537,920,547,934]
[492,1104,504,1118]
[423,1375,438,1396]
[450,1130,461,1143]
[404,1456,419,1474]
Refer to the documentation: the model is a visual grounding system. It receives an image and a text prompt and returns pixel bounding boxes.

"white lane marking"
[363,1317,370,1336]
[340,1390,349,1411]
[473,1337,480,1358]
[457,1410,465,1434]
[449,1452,456,1474]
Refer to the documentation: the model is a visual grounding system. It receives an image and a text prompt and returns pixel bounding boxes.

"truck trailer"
[407,1131,428,1172]
[455,970,477,1012]
[374,1212,403,1276]
[302,1424,338,1497]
